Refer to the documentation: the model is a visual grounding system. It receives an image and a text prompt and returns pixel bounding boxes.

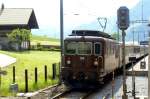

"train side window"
[94,43,101,55]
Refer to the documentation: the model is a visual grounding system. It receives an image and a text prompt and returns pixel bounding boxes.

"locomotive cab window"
[94,43,101,55]
[65,42,77,54]
[78,42,92,55]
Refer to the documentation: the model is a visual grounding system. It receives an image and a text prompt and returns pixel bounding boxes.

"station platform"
[126,56,148,76]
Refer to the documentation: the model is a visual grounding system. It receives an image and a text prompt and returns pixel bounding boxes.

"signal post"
[117,6,130,99]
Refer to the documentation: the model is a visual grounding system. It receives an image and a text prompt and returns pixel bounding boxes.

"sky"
[0,0,140,38]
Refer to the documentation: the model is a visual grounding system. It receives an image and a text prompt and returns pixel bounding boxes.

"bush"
[30,43,60,51]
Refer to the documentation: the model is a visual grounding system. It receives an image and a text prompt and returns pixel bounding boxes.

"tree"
[7,28,31,50]
[111,32,121,41]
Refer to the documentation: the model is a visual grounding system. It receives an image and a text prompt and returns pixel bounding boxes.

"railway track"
[51,89,96,99]
[24,84,65,99]
[28,55,148,99]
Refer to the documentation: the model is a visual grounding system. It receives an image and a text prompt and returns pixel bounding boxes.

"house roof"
[0,8,39,29]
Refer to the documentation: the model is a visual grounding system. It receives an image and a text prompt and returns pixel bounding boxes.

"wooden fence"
[12,63,60,92]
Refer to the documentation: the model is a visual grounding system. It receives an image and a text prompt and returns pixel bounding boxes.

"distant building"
[0,4,38,50]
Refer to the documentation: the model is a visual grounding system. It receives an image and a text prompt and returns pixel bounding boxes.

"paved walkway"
[0,53,16,68]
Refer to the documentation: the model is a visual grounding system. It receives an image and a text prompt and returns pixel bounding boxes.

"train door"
[94,42,103,73]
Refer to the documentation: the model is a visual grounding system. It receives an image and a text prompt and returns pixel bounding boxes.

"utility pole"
[148,33,150,99]
[60,0,64,83]
[148,22,150,99]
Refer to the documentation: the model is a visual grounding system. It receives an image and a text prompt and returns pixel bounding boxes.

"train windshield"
[65,42,77,54]
[78,42,92,54]
[65,42,92,55]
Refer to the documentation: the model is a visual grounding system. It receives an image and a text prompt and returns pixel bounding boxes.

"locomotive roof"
[65,35,116,42]
[70,30,115,40]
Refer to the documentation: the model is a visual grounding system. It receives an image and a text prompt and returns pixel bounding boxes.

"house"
[0,4,38,50]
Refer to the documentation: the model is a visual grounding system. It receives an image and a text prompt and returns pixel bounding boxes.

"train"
[61,30,148,88]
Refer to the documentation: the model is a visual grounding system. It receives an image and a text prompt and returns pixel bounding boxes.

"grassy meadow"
[0,35,60,96]
[0,50,60,96]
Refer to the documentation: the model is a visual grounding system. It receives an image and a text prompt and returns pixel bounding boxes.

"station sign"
[140,41,149,45]
[129,57,136,62]
[140,61,146,69]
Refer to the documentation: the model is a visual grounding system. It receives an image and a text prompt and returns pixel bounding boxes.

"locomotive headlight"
[67,60,71,64]
[94,58,98,66]
[94,61,98,66]
[85,76,88,80]
[66,57,71,65]
[73,76,76,79]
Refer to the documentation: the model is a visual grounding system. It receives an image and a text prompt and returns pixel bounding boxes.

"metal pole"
[132,23,135,55]
[144,32,146,62]
[133,26,134,46]
[138,32,141,57]
[117,24,120,42]
[141,0,143,21]
[60,0,64,82]
[132,62,136,99]
[122,30,127,99]
[138,32,139,44]
[148,35,150,99]
[112,71,114,99]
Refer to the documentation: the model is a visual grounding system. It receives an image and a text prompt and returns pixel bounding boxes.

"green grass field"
[0,50,60,96]
[31,35,60,45]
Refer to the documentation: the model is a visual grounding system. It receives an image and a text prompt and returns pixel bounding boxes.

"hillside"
[31,35,60,45]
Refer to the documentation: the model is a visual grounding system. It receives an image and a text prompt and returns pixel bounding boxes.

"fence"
[12,63,60,93]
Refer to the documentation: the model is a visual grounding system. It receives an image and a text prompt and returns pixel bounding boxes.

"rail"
[50,89,72,99]
[51,89,95,99]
